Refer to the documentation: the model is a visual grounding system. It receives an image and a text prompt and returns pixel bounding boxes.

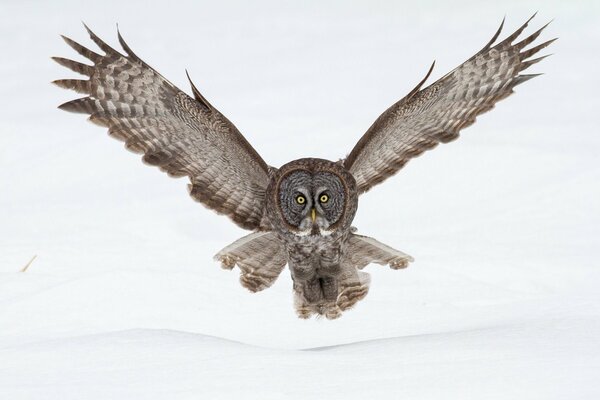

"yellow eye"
[320,194,329,203]
[296,195,306,205]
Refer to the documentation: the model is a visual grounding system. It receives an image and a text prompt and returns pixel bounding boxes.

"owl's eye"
[319,194,329,203]
[296,195,306,205]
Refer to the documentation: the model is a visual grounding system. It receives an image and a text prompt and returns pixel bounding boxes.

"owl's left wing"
[54,25,272,230]
[344,15,555,194]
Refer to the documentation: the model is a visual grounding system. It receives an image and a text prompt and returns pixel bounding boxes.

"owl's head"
[267,158,358,236]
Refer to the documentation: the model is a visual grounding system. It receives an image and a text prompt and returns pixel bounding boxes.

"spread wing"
[344,15,555,194]
[53,25,271,230]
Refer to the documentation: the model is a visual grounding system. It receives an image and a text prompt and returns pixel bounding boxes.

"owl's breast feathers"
[283,228,349,279]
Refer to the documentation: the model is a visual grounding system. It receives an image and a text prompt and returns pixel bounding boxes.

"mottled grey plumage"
[54,16,553,319]
[345,14,555,193]
[215,231,287,292]
[54,25,271,231]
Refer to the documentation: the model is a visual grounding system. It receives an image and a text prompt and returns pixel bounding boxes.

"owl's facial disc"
[278,170,346,236]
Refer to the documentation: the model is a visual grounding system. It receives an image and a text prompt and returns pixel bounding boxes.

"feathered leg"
[292,265,371,320]
[292,233,413,319]
[214,231,287,292]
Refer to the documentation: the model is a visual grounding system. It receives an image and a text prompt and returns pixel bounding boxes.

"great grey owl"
[54,15,554,319]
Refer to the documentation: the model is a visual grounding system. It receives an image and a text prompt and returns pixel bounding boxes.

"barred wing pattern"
[54,26,271,230]
[346,234,414,270]
[344,15,555,194]
[214,231,287,292]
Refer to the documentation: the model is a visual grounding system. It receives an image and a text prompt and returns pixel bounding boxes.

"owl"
[54,15,554,319]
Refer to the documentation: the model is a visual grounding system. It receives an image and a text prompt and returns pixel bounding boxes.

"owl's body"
[265,158,363,318]
[214,157,411,318]
[284,228,353,318]
[54,16,554,318]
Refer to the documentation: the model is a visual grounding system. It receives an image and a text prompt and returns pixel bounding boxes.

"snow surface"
[1,1,599,399]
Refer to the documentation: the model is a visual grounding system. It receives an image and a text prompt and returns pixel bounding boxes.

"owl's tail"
[214,231,287,292]
[294,233,414,319]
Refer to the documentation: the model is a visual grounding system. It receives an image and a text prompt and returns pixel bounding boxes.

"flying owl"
[54,15,554,319]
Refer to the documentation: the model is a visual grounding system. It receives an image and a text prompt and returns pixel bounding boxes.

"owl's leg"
[293,275,358,320]
[292,277,342,319]
[318,276,343,319]
[214,231,287,292]
[293,291,314,319]
[293,277,323,319]
[293,296,342,320]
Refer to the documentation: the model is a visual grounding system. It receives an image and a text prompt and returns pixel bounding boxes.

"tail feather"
[214,231,287,292]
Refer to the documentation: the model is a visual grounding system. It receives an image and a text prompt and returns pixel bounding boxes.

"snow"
[1,0,599,398]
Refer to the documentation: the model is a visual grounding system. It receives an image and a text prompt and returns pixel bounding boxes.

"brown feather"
[54,25,272,230]
[214,231,287,293]
[344,16,555,194]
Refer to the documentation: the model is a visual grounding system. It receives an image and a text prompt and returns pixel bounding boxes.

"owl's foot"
[294,298,314,319]
[295,303,342,320]
[294,292,342,319]
[296,307,313,319]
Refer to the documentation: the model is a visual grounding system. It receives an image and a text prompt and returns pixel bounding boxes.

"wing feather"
[54,25,272,230]
[344,15,555,193]
[214,231,287,292]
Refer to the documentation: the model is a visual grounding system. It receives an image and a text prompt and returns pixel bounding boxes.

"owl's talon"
[294,292,314,319]
[296,307,313,319]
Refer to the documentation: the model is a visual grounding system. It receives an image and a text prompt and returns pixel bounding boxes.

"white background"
[1,1,599,399]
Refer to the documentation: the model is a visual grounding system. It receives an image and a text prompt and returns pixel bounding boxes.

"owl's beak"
[311,208,316,223]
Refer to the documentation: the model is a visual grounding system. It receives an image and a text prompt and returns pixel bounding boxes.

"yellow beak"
[311,208,316,223]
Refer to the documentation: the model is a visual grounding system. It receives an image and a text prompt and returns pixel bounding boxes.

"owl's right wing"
[54,25,271,230]
[344,15,555,194]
